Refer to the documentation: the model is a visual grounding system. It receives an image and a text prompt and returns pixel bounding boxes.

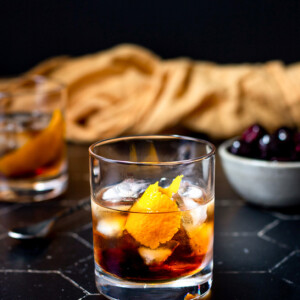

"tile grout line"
[282,278,295,285]
[269,249,300,273]
[78,222,92,232]
[262,208,300,221]
[257,219,280,236]
[217,232,256,237]
[215,270,268,274]
[62,232,94,250]
[0,269,59,274]
[270,212,300,221]
[0,269,91,295]
[74,254,94,265]
[78,294,100,300]
[58,271,90,295]
[256,219,291,248]
[215,199,244,206]
[258,234,290,249]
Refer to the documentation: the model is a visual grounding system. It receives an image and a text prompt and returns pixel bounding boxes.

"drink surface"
[92,179,214,282]
[0,111,65,179]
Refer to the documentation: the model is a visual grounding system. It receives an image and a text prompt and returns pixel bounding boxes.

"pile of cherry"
[229,124,300,161]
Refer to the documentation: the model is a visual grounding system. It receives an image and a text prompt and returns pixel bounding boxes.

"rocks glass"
[0,75,68,202]
[89,135,215,299]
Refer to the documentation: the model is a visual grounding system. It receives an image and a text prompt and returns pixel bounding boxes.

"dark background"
[1,0,300,76]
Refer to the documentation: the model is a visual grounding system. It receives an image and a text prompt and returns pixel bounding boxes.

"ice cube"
[96,215,127,238]
[138,241,179,265]
[174,193,199,210]
[102,179,148,201]
[179,183,203,199]
[182,203,207,232]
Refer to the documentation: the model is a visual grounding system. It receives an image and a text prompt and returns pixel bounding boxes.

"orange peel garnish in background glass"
[125,176,183,249]
[0,109,65,177]
[130,143,160,163]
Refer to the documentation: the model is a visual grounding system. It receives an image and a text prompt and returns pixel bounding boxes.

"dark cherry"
[270,127,294,158]
[229,139,253,157]
[294,132,300,144]
[274,127,294,143]
[230,124,300,161]
[241,124,267,144]
[258,134,272,160]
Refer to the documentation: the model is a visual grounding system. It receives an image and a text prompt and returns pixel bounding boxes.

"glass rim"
[89,135,216,166]
[0,74,65,98]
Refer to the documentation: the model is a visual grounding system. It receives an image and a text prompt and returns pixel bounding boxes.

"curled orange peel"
[125,176,183,249]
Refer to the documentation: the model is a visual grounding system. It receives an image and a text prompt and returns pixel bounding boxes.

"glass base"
[0,172,68,203]
[95,262,213,300]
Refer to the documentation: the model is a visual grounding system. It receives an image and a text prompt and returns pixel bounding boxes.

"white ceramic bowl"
[219,138,300,207]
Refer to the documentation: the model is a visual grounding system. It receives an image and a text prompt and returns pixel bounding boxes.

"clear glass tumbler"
[89,135,215,300]
[0,75,68,202]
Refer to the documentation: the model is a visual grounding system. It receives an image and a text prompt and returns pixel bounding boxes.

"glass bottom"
[0,171,68,203]
[95,261,213,300]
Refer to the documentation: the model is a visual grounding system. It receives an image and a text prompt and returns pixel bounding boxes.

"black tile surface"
[63,255,99,294]
[0,272,86,299]
[82,296,105,300]
[77,223,93,245]
[214,235,290,272]
[214,205,276,234]
[265,220,300,249]
[211,273,300,300]
[0,144,299,299]
[272,250,300,286]
[0,235,92,270]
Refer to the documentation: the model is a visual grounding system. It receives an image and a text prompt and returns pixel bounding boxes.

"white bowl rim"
[219,138,300,168]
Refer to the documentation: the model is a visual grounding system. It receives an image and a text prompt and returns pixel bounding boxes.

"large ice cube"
[178,182,203,199]
[102,179,149,201]
[181,202,207,232]
[96,215,127,238]
[138,241,179,265]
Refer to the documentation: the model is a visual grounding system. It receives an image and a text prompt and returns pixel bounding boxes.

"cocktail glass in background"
[89,136,215,300]
[0,75,68,202]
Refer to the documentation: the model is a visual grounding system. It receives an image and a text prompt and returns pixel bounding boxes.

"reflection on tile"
[0,272,85,299]
[0,235,91,270]
[53,208,91,233]
[215,205,276,234]
[214,235,290,272]
[211,272,300,300]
